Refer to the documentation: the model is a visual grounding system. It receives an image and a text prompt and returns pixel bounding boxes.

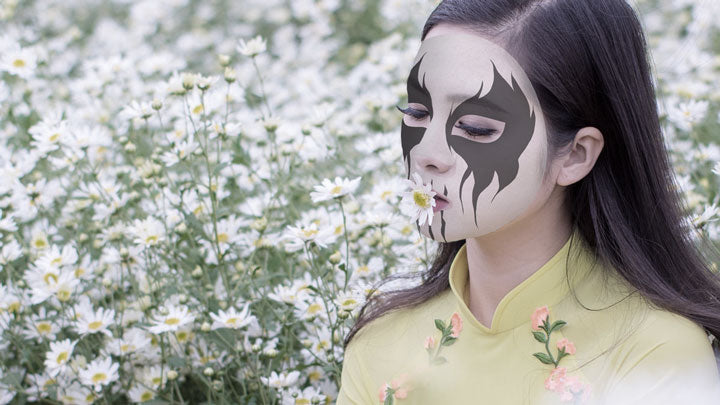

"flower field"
[0,0,719,403]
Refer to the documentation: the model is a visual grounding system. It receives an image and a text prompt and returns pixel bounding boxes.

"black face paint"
[401,54,433,179]
[445,62,536,227]
[440,185,448,242]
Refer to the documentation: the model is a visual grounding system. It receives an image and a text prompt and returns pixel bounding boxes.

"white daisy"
[237,35,267,57]
[128,383,156,403]
[260,370,300,390]
[210,303,256,330]
[79,356,119,392]
[399,172,436,226]
[148,304,195,334]
[74,306,115,337]
[1,45,37,78]
[310,176,361,203]
[44,339,77,377]
[128,217,166,248]
[283,222,336,252]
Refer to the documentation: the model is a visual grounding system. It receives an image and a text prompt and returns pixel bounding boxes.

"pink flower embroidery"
[450,312,463,338]
[530,306,591,403]
[378,373,412,404]
[425,312,462,365]
[423,336,436,349]
[531,305,549,331]
[556,338,576,355]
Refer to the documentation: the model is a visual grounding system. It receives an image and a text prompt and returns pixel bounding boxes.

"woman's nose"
[411,125,454,174]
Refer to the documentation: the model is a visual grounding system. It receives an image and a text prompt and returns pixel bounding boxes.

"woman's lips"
[433,194,450,212]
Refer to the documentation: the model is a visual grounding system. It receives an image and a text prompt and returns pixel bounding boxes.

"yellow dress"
[337,230,720,404]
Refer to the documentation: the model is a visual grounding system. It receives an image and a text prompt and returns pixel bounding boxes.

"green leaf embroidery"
[532,331,547,343]
[533,352,554,365]
[549,320,567,333]
[434,319,446,332]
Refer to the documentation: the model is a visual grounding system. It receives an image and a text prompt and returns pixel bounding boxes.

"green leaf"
[532,352,555,365]
[532,331,547,343]
[435,319,446,332]
[443,336,457,346]
[549,320,567,333]
[432,356,448,365]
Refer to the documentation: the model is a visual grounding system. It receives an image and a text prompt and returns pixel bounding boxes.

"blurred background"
[0,0,719,403]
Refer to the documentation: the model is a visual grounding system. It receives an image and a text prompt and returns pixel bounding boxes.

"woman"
[337,0,720,404]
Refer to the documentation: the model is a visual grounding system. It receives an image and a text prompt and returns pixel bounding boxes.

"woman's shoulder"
[347,287,454,353]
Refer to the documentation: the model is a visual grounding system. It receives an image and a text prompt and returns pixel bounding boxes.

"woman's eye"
[454,123,498,138]
[396,105,429,120]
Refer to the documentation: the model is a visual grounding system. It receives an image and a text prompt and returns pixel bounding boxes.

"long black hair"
[344,0,720,357]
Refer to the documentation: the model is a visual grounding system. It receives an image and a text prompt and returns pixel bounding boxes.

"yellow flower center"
[49,133,60,142]
[164,317,180,325]
[217,233,229,243]
[334,225,343,235]
[145,235,158,244]
[92,373,107,383]
[34,238,48,248]
[152,377,162,385]
[141,391,153,401]
[302,229,318,238]
[413,190,431,209]
[295,400,310,405]
[51,257,63,265]
[12,58,26,68]
[226,317,239,326]
[88,321,103,330]
[56,352,68,363]
[192,104,204,114]
[331,185,342,195]
[121,344,131,352]
[381,190,392,200]
[37,322,52,333]
[44,273,58,285]
[308,303,323,314]
[57,289,71,302]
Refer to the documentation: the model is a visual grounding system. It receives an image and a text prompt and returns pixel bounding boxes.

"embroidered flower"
[378,373,412,404]
[530,306,591,403]
[556,338,576,355]
[423,336,436,350]
[425,311,462,365]
[531,305,549,331]
[450,312,463,338]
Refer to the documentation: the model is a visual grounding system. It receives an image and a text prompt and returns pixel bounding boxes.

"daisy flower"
[44,339,77,377]
[1,45,37,78]
[210,303,256,330]
[74,306,115,337]
[128,217,166,248]
[310,176,362,203]
[79,356,119,392]
[399,172,436,226]
[148,304,195,334]
[128,384,156,403]
[283,222,336,251]
[260,370,300,390]
[237,35,267,57]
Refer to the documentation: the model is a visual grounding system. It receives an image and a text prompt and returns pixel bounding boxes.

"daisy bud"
[224,67,236,83]
[218,54,231,67]
[79,233,88,242]
[203,367,214,376]
[327,354,335,362]
[250,217,267,231]
[124,142,136,152]
[201,322,211,332]
[151,99,162,111]
[329,251,342,264]
[219,300,227,309]
[234,261,245,272]
[191,266,203,278]
[301,124,312,135]
[175,222,187,233]
[182,73,196,91]
[251,343,262,352]
[212,380,223,391]
[167,370,178,380]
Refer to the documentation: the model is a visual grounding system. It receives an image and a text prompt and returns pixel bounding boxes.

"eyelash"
[396,105,498,138]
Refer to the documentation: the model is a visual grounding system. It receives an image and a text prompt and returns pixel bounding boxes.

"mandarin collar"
[448,228,597,335]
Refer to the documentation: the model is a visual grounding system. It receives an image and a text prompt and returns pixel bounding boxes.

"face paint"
[400,32,550,242]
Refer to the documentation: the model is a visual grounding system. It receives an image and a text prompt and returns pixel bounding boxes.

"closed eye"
[396,105,429,120]
[454,122,498,137]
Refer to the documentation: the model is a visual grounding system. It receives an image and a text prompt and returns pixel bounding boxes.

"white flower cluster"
[0,0,717,403]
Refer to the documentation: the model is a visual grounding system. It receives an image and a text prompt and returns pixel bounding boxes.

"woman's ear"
[556,127,604,186]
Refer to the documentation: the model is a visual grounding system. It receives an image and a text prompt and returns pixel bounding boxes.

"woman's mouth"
[433,194,450,212]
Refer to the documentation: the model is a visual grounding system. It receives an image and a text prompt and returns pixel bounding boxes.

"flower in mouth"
[400,172,436,226]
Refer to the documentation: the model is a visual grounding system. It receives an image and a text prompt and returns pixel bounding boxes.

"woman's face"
[400,27,553,242]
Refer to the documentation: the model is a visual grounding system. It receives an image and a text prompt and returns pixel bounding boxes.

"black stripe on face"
[445,61,536,227]
[401,54,433,179]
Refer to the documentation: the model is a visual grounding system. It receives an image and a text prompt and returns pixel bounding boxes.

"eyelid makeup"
[397,105,429,119]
